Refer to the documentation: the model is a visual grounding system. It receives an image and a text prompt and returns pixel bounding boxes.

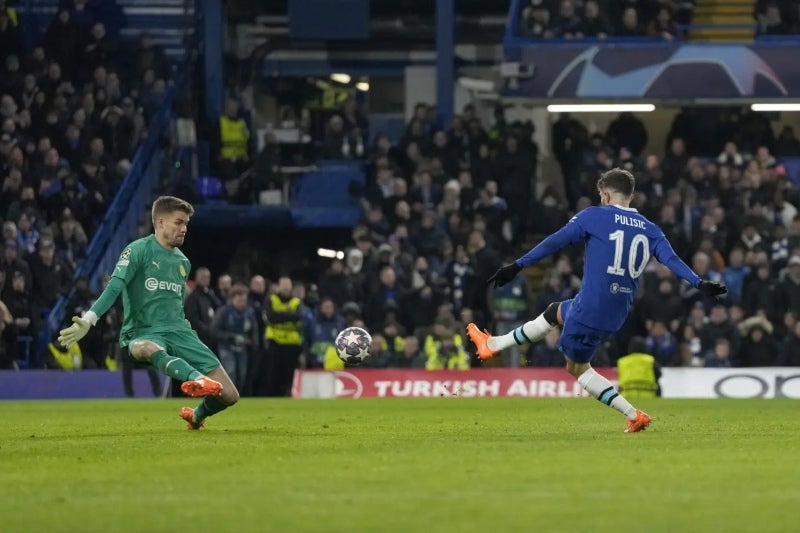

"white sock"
[487,314,554,352]
[577,368,637,420]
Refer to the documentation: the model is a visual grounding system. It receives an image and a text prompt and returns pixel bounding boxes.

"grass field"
[1,398,798,532]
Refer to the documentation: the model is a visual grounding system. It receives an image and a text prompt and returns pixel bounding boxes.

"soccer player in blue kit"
[467,168,726,432]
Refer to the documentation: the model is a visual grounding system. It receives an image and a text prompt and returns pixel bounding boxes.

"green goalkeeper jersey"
[111,234,192,346]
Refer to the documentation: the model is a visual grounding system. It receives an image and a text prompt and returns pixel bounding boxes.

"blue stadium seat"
[197,176,224,200]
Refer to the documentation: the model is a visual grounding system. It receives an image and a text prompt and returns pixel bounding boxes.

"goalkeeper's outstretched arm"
[58,277,125,348]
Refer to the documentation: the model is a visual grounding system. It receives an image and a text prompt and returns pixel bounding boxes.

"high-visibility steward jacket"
[324,345,344,370]
[219,116,249,160]
[424,334,470,370]
[265,295,302,346]
[49,342,82,370]
[381,335,406,355]
[617,353,658,399]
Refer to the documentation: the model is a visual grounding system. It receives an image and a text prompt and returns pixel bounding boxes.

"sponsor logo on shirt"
[144,277,182,295]
[609,283,632,294]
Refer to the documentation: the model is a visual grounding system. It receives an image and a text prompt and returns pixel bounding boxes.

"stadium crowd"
[4,2,800,386]
[272,97,800,374]
[755,0,800,35]
[517,0,696,40]
[0,2,169,369]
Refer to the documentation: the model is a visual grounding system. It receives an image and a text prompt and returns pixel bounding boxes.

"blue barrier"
[0,370,160,400]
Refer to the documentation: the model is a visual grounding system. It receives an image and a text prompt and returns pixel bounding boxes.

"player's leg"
[171,329,239,429]
[182,364,240,429]
[129,337,222,396]
[466,301,567,360]
[559,325,651,432]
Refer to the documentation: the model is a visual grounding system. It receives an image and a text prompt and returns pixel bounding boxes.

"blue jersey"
[517,205,701,332]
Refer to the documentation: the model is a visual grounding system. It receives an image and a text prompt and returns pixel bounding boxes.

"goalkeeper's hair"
[151,195,195,226]
[597,167,635,197]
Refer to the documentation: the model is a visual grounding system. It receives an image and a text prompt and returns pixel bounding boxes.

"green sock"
[194,396,228,422]
[149,350,203,381]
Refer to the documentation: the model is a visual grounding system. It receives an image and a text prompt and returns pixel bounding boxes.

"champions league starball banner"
[502,43,800,99]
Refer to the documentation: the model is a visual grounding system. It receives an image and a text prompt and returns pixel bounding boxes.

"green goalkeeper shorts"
[127,327,221,375]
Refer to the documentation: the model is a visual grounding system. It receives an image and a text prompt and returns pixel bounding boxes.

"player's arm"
[58,245,140,348]
[488,217,586,288]
[652,236,727,297]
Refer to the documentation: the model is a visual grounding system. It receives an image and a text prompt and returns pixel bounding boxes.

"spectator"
[44,8,79,78]
[606,112,648,158]
[721,247,750,303]
[28,236,72,310]
[212,283,258,390]
[184,267,221,351]
[424,327,470,370]
[704,338,733,368]
[527,328,564,366]
[738,315,778,366]
[581,0,613,39]
[617,7,645,37]
[216,98,250,184]
[1,239,31,299]
[648,7,678,40]
[778,320,800,366]
[644,320,678,366]
[0,8,21,60]
[775,126,800,157]
[551,0,583,38]
[133,32,167,80]
[388,335,425,368]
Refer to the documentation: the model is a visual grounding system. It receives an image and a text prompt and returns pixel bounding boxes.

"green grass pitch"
[1,398,798,532]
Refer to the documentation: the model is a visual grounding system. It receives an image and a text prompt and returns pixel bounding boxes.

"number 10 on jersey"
[606,230,650,279]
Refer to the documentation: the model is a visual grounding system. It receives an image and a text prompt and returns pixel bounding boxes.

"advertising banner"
[503,43,800,99]
[660,367,800,399]
[292,368,618,399]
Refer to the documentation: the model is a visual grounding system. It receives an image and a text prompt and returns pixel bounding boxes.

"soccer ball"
[335,327,372,365]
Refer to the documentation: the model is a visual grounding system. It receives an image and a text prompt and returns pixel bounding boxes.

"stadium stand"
[4,0,800,383]
[0,0,188,369]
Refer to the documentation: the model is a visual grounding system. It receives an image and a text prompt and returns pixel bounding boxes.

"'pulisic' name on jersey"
[614,214,646,229]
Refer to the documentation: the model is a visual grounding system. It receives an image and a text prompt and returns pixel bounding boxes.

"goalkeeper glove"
[487,262,523,288]
[58,311,98,349]
[697,280,727,298]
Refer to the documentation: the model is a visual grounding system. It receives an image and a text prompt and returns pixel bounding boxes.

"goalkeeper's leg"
[181,365,240,429]
[129,340,221,396]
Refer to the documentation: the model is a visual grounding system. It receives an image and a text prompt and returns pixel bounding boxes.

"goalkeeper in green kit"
[58,196,239,429]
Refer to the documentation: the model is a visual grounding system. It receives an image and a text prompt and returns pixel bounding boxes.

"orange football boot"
[180,376,223,397]
[466,323,498,361]
[179,407,204,430]
[624,409,652,433]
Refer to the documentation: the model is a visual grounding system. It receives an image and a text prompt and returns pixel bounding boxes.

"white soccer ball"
[335,326,372,365]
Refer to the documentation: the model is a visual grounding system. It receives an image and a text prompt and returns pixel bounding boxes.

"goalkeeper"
[58,196,239,429]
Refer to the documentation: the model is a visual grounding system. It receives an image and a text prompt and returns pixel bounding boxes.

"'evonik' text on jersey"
[112,234,192,345]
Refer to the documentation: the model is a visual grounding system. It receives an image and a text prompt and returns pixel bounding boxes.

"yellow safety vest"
[324,345,344,370]
[265,295,302,346]
[49,342,82,370]
[617,353,658,399]
[381,336,406,354]
[424,334,470,370]
[219,116,249,160]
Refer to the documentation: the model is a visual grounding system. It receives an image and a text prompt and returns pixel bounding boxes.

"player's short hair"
[151,196,194,226]
[597,168,635,197]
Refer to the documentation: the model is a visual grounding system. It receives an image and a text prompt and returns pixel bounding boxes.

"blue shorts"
[557,299,612,364]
